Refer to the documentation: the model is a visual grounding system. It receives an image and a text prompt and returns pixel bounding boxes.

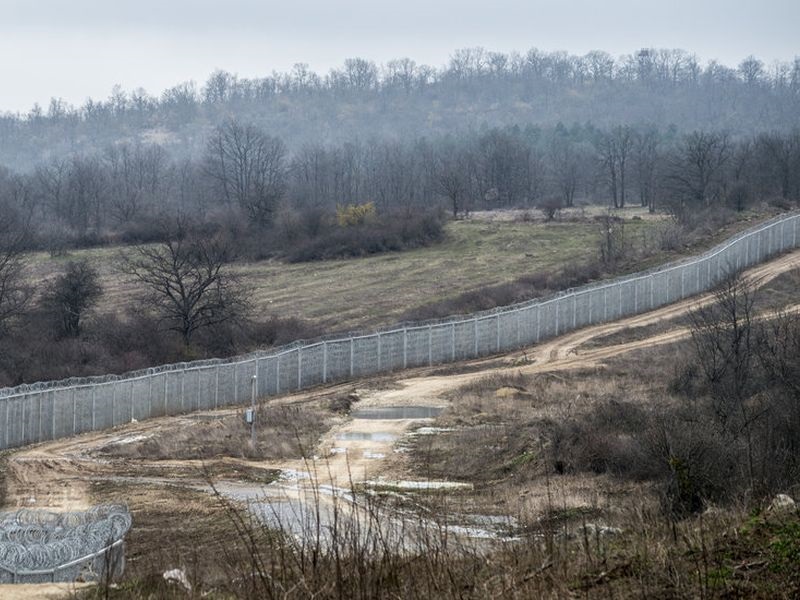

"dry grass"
[26,218,654,333]
[97,403,336,462]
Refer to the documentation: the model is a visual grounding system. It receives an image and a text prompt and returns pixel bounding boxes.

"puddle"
[335,432,397,442]
[410,427,455,436]
[278,469,311,482]
[351,406,443,420]
[365,479,473,491]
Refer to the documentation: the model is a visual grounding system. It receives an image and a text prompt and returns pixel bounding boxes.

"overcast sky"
[1,0,797,113]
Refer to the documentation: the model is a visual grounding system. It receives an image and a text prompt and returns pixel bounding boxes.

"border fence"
[0,212,798,451]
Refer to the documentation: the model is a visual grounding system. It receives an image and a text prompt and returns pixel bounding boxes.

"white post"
[377,333,382,371]
[130,381,134,422]
[555,301,560,335]
[451,323,456,361]
[495,314,500,351]
[250,375,257,448]
[680,270,685,299]
[473,319,479,356]
[403,328,408,369]
[323,342,328,383]
[350,338,355,377]
[91,388,96,430]
[572,295,577,329]
[536,307,541,343]
[181,370,186,413]
[214,366,220,409]
[164,374,169,415]
[72,388,77,435]
[276,359,281,394]
[603,288,608,321]
[297,348,302,390]
[428,326,433,366]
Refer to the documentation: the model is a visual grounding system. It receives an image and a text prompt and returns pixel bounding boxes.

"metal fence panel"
[1,213,799,451]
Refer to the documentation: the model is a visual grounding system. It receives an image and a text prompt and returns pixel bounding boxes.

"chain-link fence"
[0,212,798,451]
[0,505,132,583]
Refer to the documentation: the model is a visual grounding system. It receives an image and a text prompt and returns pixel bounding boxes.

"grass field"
[24,207,768,334]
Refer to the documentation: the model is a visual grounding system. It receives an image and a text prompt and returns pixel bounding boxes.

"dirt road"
[3,248,800,597]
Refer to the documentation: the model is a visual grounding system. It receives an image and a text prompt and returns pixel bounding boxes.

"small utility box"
[244,408,255,424]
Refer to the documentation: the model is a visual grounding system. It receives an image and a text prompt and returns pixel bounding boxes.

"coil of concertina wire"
[0,505,132,583]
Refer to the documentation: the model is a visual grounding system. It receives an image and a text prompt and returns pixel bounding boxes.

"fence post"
[110,384,116,427]
[37,393,42,443]
[233,363,238,404]
[276,358,281,394]
[745,236,750,266]
[603,288,608,321]
[451,323,456,361]
[757,232,762,261]
[618,282,623,316]
[181,370,186,413]
[428,326,433,366]
[130,381,134,422]
[148,374,153,418]
[52,392,56,440]
[633,282,638,313]
[377,333,382,372]
[4,398,8,449]
[72,388,77,435]
[536,307,541,343]
[91,387,96,431]
[680,270,685,299]
[350,338,355,377]
[473,319,479,356]
[516,310,521,347]
[164,374,168,415]
[297,348,302,390]
[495,314,500,352]
[555,301,560,335]
[572,294,577,329]
[214,365,220,409]
[21,397,25,444]
[794,216,798,248]
[403,328,408,369]
[323,342,328,383]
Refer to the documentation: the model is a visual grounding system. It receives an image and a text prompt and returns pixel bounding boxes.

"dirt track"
[3,248,800,598]
[7,248,800,509]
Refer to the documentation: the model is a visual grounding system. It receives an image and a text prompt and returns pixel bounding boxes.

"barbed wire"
[0,505,131,582]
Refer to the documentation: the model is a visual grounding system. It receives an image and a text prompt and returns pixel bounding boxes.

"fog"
[1,0,798,112]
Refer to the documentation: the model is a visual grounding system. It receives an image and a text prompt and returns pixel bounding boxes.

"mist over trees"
[1,47,799,170]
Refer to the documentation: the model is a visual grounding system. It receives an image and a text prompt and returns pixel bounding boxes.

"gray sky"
[1,0,797,113]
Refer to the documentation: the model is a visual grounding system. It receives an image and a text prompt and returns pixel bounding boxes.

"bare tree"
[433,147,470,218]
[666,131,731,218]
[688,275,761,488]
[0,203,32,333]
[120,220,248,345]
[632,128,661,212]
[204,120,287,226]
[43,260,102,338]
